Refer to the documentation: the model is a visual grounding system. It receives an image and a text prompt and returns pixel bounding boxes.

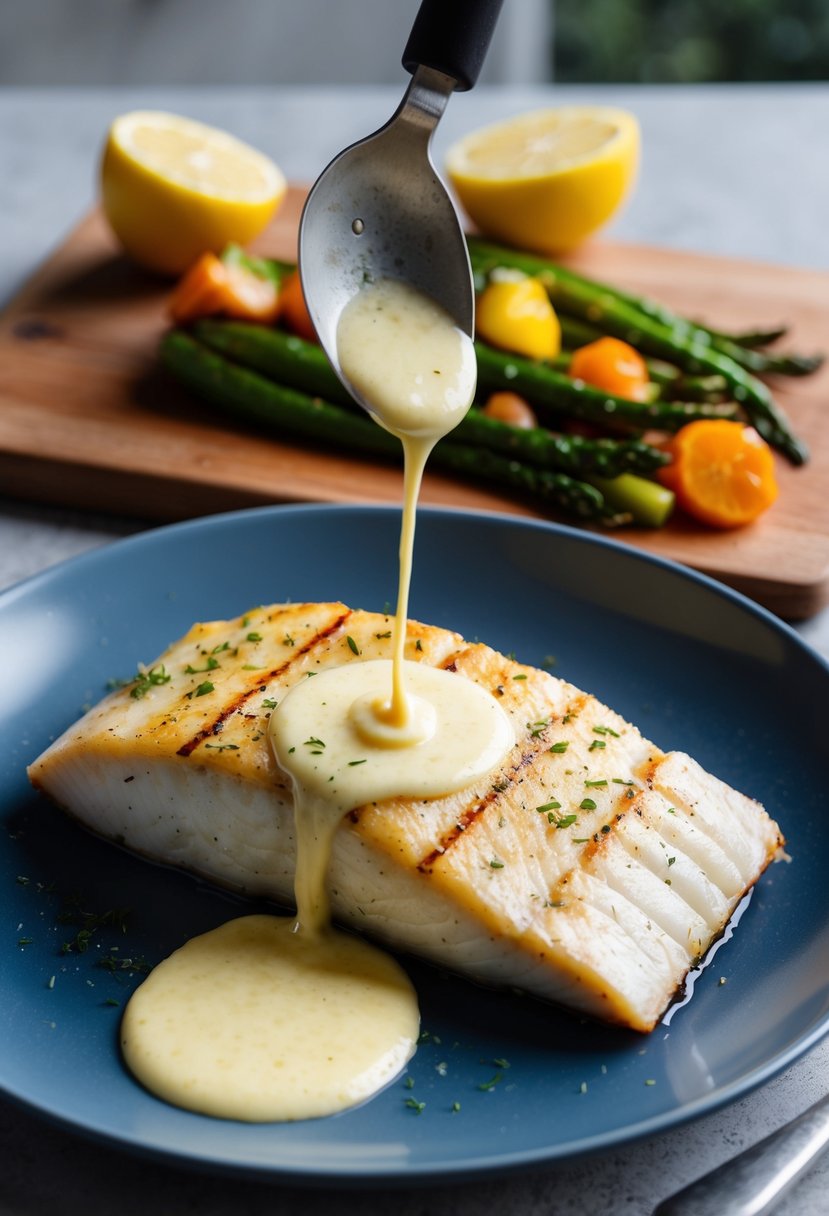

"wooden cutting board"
[1,186,827,618]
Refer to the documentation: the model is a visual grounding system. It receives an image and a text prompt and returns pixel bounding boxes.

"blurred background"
[2,0,827,86]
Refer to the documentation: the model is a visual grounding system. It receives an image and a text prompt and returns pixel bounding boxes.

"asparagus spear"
[192,319,669,476]
[706,324,790,349]
[470,237,817,370]
[475,342,740,432]
[160,331,614,523]
[193,319,355,408]
[468,238,809,464]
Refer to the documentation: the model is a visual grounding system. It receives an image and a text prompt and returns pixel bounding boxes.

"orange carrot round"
[658,419,778,528]
[569,336,649,401]
[481,391,538,430]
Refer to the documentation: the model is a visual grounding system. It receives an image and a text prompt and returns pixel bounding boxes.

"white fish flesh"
[28,602,783,1032]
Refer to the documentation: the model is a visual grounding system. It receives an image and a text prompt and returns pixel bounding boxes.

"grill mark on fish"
[419,745,553,873]
[176,608,352,756]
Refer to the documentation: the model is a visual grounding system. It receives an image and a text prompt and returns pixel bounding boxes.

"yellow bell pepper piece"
[476,275,561,360]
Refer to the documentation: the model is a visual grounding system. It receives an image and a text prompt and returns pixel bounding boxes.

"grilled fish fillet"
[28,602,782,1032]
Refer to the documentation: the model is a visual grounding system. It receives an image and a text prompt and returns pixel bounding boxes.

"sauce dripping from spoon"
[121,278,514,1122]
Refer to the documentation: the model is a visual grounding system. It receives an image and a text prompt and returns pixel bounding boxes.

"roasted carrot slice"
[168,252,229,323]
[169,252,281,324]
[569,336,649,401]
[278,270,317,342]
[659,419,778,528]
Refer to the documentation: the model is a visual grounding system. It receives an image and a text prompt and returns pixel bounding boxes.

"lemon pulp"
[446,105,640,254]
[101,110,286,275]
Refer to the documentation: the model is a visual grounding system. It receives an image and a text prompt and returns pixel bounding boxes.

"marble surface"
[1,84,828,1215]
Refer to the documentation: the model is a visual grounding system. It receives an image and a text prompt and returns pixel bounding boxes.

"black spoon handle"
[402,0,505,91]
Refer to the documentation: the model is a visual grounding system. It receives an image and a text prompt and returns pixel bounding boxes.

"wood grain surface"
[0,186,827,617]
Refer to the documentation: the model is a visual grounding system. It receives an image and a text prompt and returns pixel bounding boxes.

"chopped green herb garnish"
[492,1058,511,1070]
[415,639,423,652]
[18,937,33,946]
[184,656,219,674]
[304,736,326,754]
[186,681,214,699]
[549,741,569,754]
[97,954,151,974]
[644,1078,656,1086]
[204,742,240,752]
[527,719,549,739]
[417,1029,441,1045]
[553,814,578,829]
[489,859,505,870]
[588,740,606,751]
[346,635,360,656]
[246,632,263,642]
[375,630,392,639]
[283,633,296,647]
[16,875,30,886]
[667,856,676,867]
[536,800,562,813]
[512,673,527,680]
[57,900,130,958]
[61,928,93,954]
[212,641,231,654]
[348,759,367,767]
[262,698,278,709]
[404,1075,415,1089]
[130,665,171,699]
[580,798,597,811]
[451,1101,461,1113]
[585,778,608,788]
[478,1073,503,1091]
[104,998,121,1007]
[404,1098,426,1114]
[612,777,635,786]
[593,725,620,737]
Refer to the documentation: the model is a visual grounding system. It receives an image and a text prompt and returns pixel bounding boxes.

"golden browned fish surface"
[28,602,783,1032]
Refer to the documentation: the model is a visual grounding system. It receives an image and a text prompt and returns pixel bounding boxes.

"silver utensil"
[654,1092,829,1215]
[299,0,503,385]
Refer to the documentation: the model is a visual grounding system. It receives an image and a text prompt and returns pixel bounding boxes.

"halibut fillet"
[28,602,783,1032]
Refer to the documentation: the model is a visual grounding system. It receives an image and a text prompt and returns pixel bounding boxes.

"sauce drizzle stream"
[121,277,514,1122]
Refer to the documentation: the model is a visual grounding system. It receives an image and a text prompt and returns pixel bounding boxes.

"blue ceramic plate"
[2,504,828,1183]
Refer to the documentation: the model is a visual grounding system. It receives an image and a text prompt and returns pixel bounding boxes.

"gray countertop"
[1,84,828,1216]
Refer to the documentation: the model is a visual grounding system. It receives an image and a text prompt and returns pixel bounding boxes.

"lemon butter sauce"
[121,278,514,1122]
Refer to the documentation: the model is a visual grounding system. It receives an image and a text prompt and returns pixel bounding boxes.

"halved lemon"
[101,111,286,275]
[446,107,640,254]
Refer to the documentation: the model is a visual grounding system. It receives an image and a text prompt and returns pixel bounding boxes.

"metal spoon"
[298,0,504,383]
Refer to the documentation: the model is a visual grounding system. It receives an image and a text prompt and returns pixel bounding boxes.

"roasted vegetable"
[161,331,625,522]
[467,237,810,464]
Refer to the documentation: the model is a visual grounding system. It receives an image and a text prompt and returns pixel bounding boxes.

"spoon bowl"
[299,64,475,384]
